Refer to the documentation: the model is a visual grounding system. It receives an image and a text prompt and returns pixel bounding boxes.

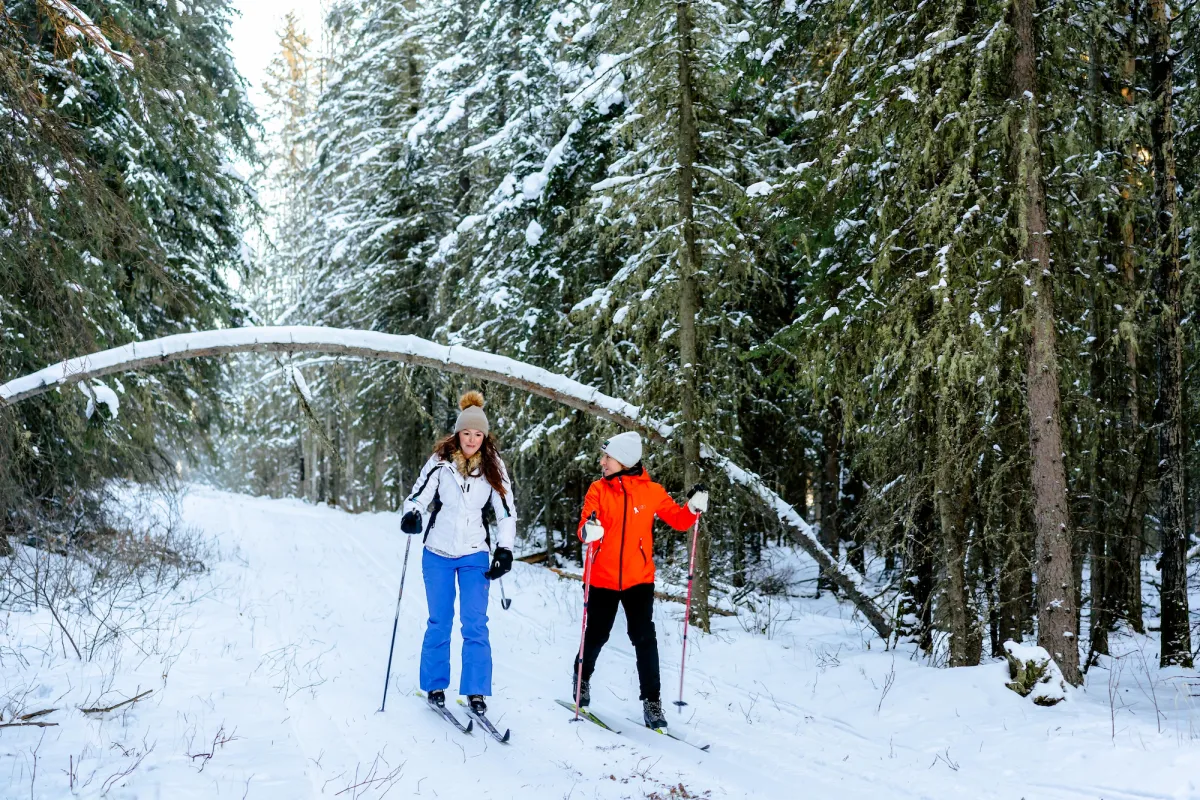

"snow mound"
[1003,640,1069,706]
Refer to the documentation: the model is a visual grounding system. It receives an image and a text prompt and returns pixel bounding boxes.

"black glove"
[400,510,422,534]
[485,547,513,580]
[687,483,707,498]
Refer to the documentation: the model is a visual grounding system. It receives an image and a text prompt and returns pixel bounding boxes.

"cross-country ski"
[417,691,474,735]
[458,698,511,744]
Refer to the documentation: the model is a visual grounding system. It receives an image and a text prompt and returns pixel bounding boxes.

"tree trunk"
[1148,0,1192,667]
[295,424,304,501]
[674,0,708,632]
[1085,28,1111,662]
[843,466,866,573]
[982,524,1001,658]
[1,326,895,635]
[1012,0,1080,684]
[1087,294,1111,659]
[1114,0,1146,634]
[937,415,981,667]
[896,497,936,651]
[819,403,842,594]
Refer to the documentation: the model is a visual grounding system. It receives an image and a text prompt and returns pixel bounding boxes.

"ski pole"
[675,514,702,712]
[499,576,512,610]
[379,533,414,713]
[573,515,599,721]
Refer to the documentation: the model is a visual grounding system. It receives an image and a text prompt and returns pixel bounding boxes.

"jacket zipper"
[434,463,476,549]
[618,477,628,590]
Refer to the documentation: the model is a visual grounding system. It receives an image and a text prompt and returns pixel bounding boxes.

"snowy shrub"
[1002,641,1068,707]
[0,485,208,661]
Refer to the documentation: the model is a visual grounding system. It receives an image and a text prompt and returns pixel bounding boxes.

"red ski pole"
[675,514,702,711]
[573,515,599,721]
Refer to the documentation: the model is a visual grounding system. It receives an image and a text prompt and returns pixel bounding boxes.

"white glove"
[583,517,605,543]
[687,484,709,514]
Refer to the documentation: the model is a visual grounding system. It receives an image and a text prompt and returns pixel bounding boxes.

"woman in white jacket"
[401,391,515,716]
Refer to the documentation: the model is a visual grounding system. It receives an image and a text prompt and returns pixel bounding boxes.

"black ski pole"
[499,576,512,610]
[572,513,600,721]
[379,533,414,713]
[675,514,702,712]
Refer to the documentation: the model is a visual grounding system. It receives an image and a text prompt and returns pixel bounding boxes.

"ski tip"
[465,719,474,733]
[701,744,711,751]
[501,728,511,743]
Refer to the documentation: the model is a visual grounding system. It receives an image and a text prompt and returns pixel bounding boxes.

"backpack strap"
[481,488,495,550]
[424,483,443,544]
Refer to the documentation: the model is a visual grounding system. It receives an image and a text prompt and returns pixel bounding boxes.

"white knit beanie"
[454,390,489,434]
[602,431,642,468]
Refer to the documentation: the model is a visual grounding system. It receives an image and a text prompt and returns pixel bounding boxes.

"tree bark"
[1148,0,1192,667]
[937,414,981,667]
[674,0,709,633]
[1113,0,1146,634]
[1087,294,1111,659]
[843,465,866,573]
[896,497,936,651]
[1085,28,1111,662]
[1012,0,1080,684]
[819,403,842,594]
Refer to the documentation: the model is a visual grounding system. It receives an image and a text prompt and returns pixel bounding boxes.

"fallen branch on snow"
[546,567,737,617]
[80,689,153,715]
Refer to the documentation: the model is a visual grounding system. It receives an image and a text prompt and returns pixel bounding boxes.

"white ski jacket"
[403,454,516,558]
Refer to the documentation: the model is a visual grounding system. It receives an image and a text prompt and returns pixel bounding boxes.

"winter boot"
[468,694,487,715]
[426,690,446,709]
[572,672,591,708]
[642,698,667,729]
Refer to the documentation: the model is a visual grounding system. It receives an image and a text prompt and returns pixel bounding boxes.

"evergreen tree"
[1,0,255,538]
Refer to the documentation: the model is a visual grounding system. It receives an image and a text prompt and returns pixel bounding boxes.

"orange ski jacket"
[575,465,699,591]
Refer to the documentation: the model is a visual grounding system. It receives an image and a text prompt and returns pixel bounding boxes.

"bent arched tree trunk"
[0,325,892,639]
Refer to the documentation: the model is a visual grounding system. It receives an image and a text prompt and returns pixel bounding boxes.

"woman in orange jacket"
[573,431,708,729]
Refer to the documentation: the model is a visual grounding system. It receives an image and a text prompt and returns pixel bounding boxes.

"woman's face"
[459,429,485,457]
[599,452,624,477]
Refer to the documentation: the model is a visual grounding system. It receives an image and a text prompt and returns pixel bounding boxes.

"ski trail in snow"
[3,486,1189,798]
[184,488,941,800]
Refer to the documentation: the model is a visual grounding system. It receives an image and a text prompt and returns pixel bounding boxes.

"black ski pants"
[575,582,660,701]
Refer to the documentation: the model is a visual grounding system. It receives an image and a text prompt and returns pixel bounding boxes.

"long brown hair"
[433,432,508,498]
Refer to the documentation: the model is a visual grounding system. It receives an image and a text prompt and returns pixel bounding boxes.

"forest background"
[2,0,1199,686]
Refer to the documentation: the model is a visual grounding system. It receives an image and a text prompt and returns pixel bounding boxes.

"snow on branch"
[0,326,891,639]
[40,0,135,69]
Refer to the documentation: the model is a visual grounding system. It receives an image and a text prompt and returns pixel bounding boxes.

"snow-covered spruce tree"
[756,0,1152,681]
[275,0,440,510]
[544,0,794,629]
[0,0,255,540]
[401,1,633,554]
[761,0,1031,666]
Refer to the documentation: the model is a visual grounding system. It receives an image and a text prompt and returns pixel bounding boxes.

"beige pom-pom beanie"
[454,390,489,435]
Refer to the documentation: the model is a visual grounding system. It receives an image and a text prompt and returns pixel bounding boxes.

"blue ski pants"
[420,548,492,696]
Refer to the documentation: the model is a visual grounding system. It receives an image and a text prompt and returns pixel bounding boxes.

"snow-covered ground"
[1,487,1197,798]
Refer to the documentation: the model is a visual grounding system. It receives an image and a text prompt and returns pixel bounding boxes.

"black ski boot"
[426,689,446,709]
[642,699,667,729]
[572,672,591,708]
[468,694,487,715]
